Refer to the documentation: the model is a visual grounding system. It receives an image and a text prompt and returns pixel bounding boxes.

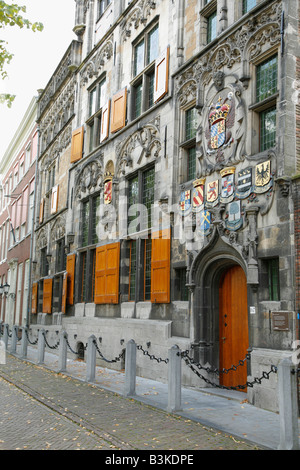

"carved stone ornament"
[36,227,48,250]
[199,81,246,175]
[50,215,66,243]
[120,0,156,42]
[80,36,113,86]
[116,116,161,176]
[75,156,103,200]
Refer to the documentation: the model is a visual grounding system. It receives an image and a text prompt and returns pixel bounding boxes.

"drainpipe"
[26,124,41,328]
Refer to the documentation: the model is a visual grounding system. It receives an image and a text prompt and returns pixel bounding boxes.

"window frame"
[131,22,159,120]
[86,77,107,152]
[180,104,198,183]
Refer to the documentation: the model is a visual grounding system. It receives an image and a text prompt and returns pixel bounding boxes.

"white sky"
[0,0,76,157]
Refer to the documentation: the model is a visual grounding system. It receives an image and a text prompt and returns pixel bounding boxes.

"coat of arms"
[206,180,219,207]
[254,161,272,194]
[192,178,205,213]
[180,190,191,214]
[104,179,112,204]
[206,93,235,155]
[236,168,252,199]
[220,167,235,203]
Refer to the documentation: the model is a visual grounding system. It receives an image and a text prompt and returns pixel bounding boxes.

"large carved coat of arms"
[199,83,246,176]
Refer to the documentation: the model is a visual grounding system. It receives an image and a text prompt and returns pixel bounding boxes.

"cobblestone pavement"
[0,355,262,451]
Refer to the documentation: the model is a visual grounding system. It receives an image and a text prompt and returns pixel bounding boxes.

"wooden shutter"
[51,185,59,214]
[39,198,45,224]
[71,126,84,163]
[61,272,67,314]
[100,100,110,143]
[151,228,171,303]
[94,242,120,304]
[31,282,38,314]
[94,245,107,304]
[43,278,53,314]
[106,242,120,304]
[154,47,170,103]
[110,88,127,133]
[66,253,76,305]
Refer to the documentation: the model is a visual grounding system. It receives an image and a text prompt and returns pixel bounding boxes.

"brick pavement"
[0,354,262,451]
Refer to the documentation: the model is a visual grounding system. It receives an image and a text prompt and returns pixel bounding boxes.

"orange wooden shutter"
[110,88,127,133]
[66,253,76,305]
[39,198,44,224]
[43,278,53,314]
[71,126,84,163]
[31,282,38,314]
[151,228,171,303]
[94,242,120,304]
[61,272,67,314]
[51,185,59,214]
[100,100,110,143]
[94,245,107,304]
[106,242,120,304]
[154,47,170,103]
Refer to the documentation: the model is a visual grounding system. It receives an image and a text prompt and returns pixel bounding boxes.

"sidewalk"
[3,341,300,450]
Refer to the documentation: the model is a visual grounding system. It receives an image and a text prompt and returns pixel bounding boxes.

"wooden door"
[219,265,248,391]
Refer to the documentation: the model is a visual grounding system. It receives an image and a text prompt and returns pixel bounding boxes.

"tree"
[0,1,43,107]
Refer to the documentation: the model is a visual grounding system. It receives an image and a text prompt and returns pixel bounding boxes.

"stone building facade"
[29,0,300,411]
[0,97,38,327]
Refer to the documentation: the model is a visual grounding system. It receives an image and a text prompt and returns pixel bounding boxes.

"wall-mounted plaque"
[272,311,290,331]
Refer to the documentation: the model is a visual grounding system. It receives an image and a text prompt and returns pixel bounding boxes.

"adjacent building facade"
[26,0,300,411]
[0,97,38,327]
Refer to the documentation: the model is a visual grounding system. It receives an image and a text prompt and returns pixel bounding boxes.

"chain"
[137,344,169,364]
[182,356,277,391]
[25,328,39,345]
[93,339,124,363]
[180,349,251,375]
[66,337,79,355]
[42,331,60,350]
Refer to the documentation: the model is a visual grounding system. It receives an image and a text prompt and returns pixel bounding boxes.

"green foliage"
[0,1,43,106]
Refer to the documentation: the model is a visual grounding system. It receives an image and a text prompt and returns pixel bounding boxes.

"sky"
[0,0,76,157]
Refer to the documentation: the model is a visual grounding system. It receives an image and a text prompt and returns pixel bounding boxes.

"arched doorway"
[219,265,249,390]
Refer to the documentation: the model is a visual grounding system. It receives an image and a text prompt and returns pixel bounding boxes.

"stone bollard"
[3,324,9,350]
[10,325,18,354]
[278,357,299,450]
[167,344,182,413]
[86,335,97,383]
[57,331,68,373]
[124,339,137,397]
[37,329,46,365]
[20,327,28,359]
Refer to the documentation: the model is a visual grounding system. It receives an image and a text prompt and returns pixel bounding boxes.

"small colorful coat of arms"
[254,161,272,194]
[104,179,112,204]
[192,178,205,213]
[226,200,243,231]
[236,168,253,199]
[199,210,211,235]
[180,190,191,214]
[220,167,235,203]
[206,180,219,207]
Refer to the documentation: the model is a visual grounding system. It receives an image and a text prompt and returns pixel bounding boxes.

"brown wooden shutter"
[110,88,127,133]
[154,47,170,103]
[71,126,84,163]
[100,100,110,143]
[151,228,171,303]
[39,198,44,224]
[43,278,53,314]
[51,185,59,215]
[94,242,120,304]
[66,253,76,305]
[31,282,38,314]
[61,272,67,314]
